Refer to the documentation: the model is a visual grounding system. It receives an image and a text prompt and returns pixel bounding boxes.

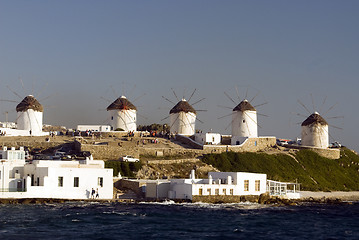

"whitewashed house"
[169,99,196,136]
[146,170,300,200]
[0,147,113,199]
[301,112,329,149]
[194,132,221,145]
[168,170,267,200]
[77,125,111,132]
[107,96,137,132]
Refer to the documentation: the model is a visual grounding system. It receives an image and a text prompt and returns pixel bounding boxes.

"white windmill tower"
[169,99,197,136]
[231,99,258,145]
[106,96,137,132]
[301,112,329,148]
[16,95,44,135]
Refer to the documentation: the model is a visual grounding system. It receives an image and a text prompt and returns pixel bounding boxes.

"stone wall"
[75,141,139,160]
[0,140,74,152]
[202,137,277,154]
[192,194,260,203]
[115,179,145,198]
[286,145,340,159]
[139,147,200,158]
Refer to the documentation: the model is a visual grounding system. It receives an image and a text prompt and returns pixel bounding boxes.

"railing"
[0,188,27,192]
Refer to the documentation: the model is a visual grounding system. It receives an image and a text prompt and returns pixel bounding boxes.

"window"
[255,180,260,191]
[199,188,203,195]
[58,176,63,187]
[98,177,103,187]
[244,180,249,191]
[31,174,35,186]
[74,177,79,187]
[215,189,219,195]
[254,141,257,146]
[230,189,233,195]
[223,189,226,195]
[37,177,40,186]
[207,189,211,195]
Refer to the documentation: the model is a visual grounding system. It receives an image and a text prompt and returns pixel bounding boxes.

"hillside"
[202,148,359,191]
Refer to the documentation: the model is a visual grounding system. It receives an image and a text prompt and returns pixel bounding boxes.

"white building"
[0,147,113,199]
[301,112,329,149]
[146,170,267,200]
[146,170,300,200]
[169,99,196,136]
[77,125,111,132]
[194,132,221,145]
[107,96,137,132]
[16,95,45,136]
[231,100,258,145]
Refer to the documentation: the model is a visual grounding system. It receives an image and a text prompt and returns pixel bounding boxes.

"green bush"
[105,161,142,177]
[202,148,359,191]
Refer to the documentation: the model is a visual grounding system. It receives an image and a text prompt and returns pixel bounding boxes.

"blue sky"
[1,1,358,151]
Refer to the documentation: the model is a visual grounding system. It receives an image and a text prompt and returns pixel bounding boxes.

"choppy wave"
[0,202,358,239]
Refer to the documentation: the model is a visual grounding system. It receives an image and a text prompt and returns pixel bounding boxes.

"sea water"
[0,201,358,239]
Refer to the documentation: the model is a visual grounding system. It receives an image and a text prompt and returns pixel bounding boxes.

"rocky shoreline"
[1,191,359,205]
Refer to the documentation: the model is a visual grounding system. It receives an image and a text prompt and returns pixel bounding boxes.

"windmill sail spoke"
[192,98,205,106]
[7,85,22,99]
[290,112,307,118]
[327,116,344,120]
[133,93,146,103]
[323,103,338,115]
[187,88,197,102]
[217,105,233,110]
[171,88,179,101]
[196,118,204,124]
[218,113,233,120]
[244,111,262,128]
[253,102,268,108]
[235,86,240,101]
[162,96,175,105]
[224,91,236,105]
[329,124,343,130]
[297,100,312,115]
[310,93,316,112]
[0,99,18,103]
[257,113,269,117]
[101,96,112,103]
[161,115,170,121]
[249,91,260,103]
[319,96,327,113]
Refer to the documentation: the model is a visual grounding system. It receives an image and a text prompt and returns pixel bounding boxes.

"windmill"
[296,95,343,149]
[0,78,51,136]
[16,95,44,135]
[162,88,205,136]
[102,83,147,132]
[218,87,268,145]
[106,95,137,132]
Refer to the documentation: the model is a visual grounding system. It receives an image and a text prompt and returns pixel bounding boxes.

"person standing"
[91,188,95,199]
[95,188,99,199]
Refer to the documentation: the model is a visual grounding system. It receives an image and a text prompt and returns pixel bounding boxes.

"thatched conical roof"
[16,95,43,112]
[301,112,328,126]
[107,96,137,111]
[170,99,196,114]
[233,99,256,112]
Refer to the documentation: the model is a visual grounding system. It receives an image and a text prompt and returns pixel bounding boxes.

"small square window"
[58,177,63,187]
[98,177,103,187]
[74,177,79,187]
